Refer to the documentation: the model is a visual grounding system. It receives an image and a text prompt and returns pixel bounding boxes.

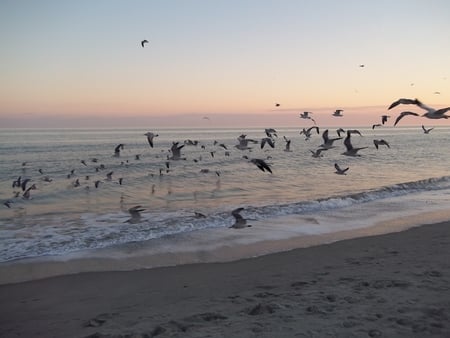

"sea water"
[1,126,450,265]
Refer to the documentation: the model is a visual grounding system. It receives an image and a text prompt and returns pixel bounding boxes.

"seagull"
[300,126,320,140]
[422,125,434,134]
[235,134,258,150]
[250,158,272,173]
[275,103,280,107]
[342,131,367,156]
[310,148,327,158]
[141,39,149,47]
[283,136,292,152]
[144,132,158,148]
[126,205,145,223]
[320,129,342,149]
[169,142,185,160]
[260,137,275,149]
[230,207,251,229]
[299,111,316,123]
[334,163,349,175]
[264,128,277,138]
[393,111,419,126]
[372,123,382,129]
[336,128,346,137]
[373,139,390,149]
[388,98,421,110]
[114,144,124,156]
[416,101,450,120]
[381,115,390,124]
[22,184,37,199]
[332,109,344,117]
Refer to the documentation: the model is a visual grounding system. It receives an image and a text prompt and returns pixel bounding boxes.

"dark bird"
[336,128,346,137]
[261,137,275,149]
[372,124,382,129]
[230,207,251,229]
[342,131,367,156]
[373,139,390,149]
[169,142,185,160]
[300,126,320,140]
[388,98,421,110]
[275,103,280,107]
[141,39,149,47]
[114,144,124,155]
[320,129,342,149]
[422,125,434,134]
[381,115,390,124]
[332,109,344,117]
[283,136,292,152]
[126,205,145,223]
[334,163,349,175]
[250,159,272,173]
[394,111,419,126]
[144,132,158,148]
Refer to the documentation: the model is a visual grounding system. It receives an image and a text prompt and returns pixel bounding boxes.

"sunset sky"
[1,0,449,128]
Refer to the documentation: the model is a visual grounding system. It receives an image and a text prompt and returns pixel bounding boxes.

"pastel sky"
[1,0,449,128]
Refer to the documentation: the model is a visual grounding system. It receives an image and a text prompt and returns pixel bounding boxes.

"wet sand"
[1,221,450,337]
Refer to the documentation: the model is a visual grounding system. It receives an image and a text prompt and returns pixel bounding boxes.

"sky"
[1,0,450,128]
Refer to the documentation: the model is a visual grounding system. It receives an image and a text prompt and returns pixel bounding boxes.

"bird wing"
[343,132,353,151]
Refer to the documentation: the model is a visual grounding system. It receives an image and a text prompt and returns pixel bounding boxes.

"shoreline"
[1,220,450,337]
[2,203,450,286]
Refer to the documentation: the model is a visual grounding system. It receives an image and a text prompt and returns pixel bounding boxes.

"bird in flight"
[422,125,434,134]
[141,39,149,47]
[334,163,349,175]
[393,111,419,126]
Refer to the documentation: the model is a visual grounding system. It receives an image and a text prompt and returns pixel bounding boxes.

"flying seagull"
[332,109,344,117]
[334,163,349,175]
[393,111,419,126]
[342,131,367,156]
[388,98,421,110]
[319,129,342,150]
[144,132,158,148]
[250,158,272,173]
[230,207,251,229]
[373,139,390,149]
[422,125,434,134]
[141,39,149,47]
[126,205,145,223]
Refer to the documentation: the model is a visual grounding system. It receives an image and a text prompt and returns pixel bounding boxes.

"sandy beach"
[1,221,450,338]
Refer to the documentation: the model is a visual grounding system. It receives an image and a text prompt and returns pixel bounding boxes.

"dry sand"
[1,221,450,338]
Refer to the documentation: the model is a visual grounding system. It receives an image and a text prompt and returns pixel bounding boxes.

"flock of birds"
[4,97,450,227]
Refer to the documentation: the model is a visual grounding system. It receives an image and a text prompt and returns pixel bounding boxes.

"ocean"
[1,126,450,267]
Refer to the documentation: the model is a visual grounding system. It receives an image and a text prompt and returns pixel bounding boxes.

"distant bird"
[114,144,124,155]
[141,39,149,47]
[194,212,206,218]
[250,158,272,173]
[81,160,87,166]
[299,111,316,123]
[300,126,320,140]
[342,131,367,156]
[373,139,390,149]
[310,148,327,158]
[22,184,37,199]
[393,111,419,126]
[332,109,344,117]
[359,64,365,68]
[260,137,275,149]
[283,136,292,152]
[235,134,258,150]
[372,123,382,129]
[320,129,342,149]
[334,163,349,175]
[144,132,158,148]
[381,115,390,124]
[388,98,421,110]
[169,142,185,160]
[230,207,251,229]
[422,125,434,134]
[347,129,362,136]
[275,103,280,107]
[126,205,145,223]
[264,128,277,138]
[336,128,346,137]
